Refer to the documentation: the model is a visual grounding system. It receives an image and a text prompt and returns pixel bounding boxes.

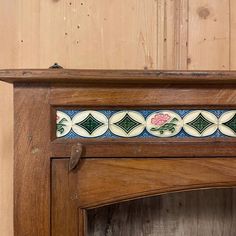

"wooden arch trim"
[54,158,236,209]
[52,158,236,236]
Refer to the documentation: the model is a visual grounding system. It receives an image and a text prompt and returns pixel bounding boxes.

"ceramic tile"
[56,109,236,139]
[72,110,109,137]
[146,111,183,137]
[219,110,236,137]
[183,110,218,137]
[109,111,146,137]
[56,111,72,138]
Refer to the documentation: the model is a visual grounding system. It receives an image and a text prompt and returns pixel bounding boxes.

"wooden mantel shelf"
[3,69,236,236]
[2,69,236,84]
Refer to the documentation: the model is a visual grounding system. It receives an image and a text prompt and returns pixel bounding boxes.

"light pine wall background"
[0,0,236,235]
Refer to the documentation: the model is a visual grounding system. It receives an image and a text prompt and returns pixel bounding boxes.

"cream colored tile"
[72,110,108,138]
[109,111,145,137]
[146,110,183,137]
[219,111,236,137]
[183,110,217,137]
[56,111,72,138]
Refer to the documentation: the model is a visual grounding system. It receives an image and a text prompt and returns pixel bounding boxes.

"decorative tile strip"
[56,109,236,139]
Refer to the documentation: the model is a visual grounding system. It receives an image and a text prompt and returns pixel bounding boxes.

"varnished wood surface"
[51,138,236,158]
[15,79,236,235]
[51,158,78,236]
[1,0,236,235]
[52,158,236,235]
[14,87,51,236]
[50,85,236,106]
[88,189,236,236]
[76,158,236,208]
[52,159,88,236]
[2,69,236,84]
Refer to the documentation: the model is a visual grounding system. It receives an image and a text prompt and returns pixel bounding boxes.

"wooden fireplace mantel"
[1,69,236,236]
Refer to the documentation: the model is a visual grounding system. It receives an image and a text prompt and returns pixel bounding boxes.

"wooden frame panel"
[52,158,236,236]
[14,85,51,236]
[6,70,236,235]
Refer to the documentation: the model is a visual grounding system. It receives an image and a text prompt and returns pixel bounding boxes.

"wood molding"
[2,69,236,84]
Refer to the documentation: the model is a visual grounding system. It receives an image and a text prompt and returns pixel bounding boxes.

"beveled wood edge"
[52,137,236,144]
[2,69,236,84]
[78,208,87,236]
[81,185,236,209]
[51,138,236,158]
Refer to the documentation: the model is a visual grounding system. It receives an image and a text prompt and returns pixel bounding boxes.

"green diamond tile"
[222,113,236,134]
[186,113,214,134]
[76,113,104,135]
[114,113,141,134]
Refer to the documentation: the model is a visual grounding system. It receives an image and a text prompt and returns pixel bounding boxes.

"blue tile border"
[56,109,234,139]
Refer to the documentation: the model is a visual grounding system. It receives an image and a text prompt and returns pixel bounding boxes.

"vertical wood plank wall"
[0,0,236,235]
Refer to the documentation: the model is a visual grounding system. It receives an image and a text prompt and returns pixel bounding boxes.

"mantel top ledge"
[1,69,236,85]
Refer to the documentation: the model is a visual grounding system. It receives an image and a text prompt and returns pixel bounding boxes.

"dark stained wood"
[52,159,88,236]
[75,158,236,208]
[14,85,51,236]
[3,69,236,84]
[51,138,236,158]
[51,159,79,236]
[12,70,236,235]
[50,85,236,106]
[51,158,236,235]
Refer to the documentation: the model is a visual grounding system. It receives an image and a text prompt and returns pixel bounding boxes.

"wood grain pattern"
[51,159,78,236]
[0,1,16,235]
[3,69,236,84]
[230,0,236,69]
[50,85,236,106]
[11,71,236,235]
[88,189,236,236]
[0,83,13,236]
[157,0,188,69]
[51,138,236,158]
[51,158,236,235]
[1,0,236,236]
[76,158,236,208]
[188,0,230,70]
[15,0,157,69]
[14,86,51,236]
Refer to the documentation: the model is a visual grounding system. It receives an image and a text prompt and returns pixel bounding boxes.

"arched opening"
[51,158,236,235]
[88,188,236,236]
